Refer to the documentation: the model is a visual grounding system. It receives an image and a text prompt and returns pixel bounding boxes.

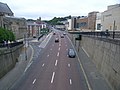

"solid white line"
[42,63,45,67]
[32,79,36,84]
[82,47,90,57]
[68,64,70,67]
[70,79,72,85]
[57,52,59,56]
[24,61,33,73]
[67,35,92,90]
[55,60,58,66]
[51,72,55,83]
[58,47,60,51]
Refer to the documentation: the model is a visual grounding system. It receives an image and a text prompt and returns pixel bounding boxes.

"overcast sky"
[1,0,120,20]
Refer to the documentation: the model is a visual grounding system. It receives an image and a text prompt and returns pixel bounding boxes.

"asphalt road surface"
[10,30,88,90]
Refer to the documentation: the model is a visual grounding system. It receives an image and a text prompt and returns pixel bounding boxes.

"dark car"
[55,38,59,42]
[68,49,76,58]
[53,32,56,35]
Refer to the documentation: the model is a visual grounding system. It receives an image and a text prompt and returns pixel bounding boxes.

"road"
[10,30,88,90]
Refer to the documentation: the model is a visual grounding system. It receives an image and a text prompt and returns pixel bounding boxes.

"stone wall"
[71,35,120,90]
[0,44,23,79]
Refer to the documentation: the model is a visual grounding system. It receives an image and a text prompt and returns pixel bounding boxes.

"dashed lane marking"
[57,52,59,56]
[51,72,55,83]
[70,79,72,85]
[32,79,36,84]
[42,63,45,67]
[55,60,58,66]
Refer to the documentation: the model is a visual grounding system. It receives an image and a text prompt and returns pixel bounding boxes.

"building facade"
[101,4,120,31]
[88,11,99,31]
[95,13,102,31]
[3,17,27,40]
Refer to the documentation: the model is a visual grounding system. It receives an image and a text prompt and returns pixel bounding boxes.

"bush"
[0,27,15,43]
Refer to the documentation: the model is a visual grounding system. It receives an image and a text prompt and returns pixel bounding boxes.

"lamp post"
[24,34,27,60]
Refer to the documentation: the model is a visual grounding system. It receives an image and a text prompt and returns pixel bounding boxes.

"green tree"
[0,27,15,42]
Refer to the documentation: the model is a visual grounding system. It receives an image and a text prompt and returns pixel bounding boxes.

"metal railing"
[0,41,23,48]
[81,31,120,40]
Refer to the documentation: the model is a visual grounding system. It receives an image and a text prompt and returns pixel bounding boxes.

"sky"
[1,0,120,20]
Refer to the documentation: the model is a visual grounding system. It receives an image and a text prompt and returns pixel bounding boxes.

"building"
[76,16,88,31]
[0,2,13,28]
[88,11,99,31]
[96,13,102,31]
[67,17,77,31]
[101,4,120,31]
[3,17,27,40]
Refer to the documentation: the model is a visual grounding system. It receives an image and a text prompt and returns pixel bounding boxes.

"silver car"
[68,49,76,58]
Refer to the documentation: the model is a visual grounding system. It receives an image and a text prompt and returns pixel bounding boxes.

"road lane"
[11,31,88,90]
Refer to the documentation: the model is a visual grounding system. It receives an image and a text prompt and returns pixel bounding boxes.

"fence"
[81,31,120,40]
[0,41,23,48]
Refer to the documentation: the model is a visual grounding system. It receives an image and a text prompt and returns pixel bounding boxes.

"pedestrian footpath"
[75,46,112,90]
[0,45,33,90]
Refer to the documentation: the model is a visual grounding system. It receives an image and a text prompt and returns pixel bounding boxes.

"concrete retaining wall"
[0,44,23,79]
[71,35,120,90]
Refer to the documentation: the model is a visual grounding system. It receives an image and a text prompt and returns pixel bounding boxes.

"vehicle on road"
[61,35,64,38]
[63,33,66,35]
[68,48,76,58]
[55,38,59,42]
[53,32,56,35]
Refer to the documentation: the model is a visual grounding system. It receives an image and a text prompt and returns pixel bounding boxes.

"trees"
[0,27,15,43]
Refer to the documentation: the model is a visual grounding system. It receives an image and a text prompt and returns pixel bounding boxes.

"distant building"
[67,17,78,31]
[76,16,88,31]
[88,11,99,31]
[95,13,102,31]
[101,4,120,31]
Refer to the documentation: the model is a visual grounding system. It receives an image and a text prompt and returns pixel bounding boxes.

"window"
[97,24,101,30]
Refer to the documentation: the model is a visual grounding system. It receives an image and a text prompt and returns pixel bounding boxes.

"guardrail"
[81,31,120,40]
[0,41,23,48]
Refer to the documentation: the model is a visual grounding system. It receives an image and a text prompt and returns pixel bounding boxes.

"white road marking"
[47,55,49,57]
[32,79,36,84]
[50,48,52,50]
[67,35,92,90]
[24,61,33,73]
[58,47,60,51]
[42,63,45,67]
[68,64,70,67]
[55,60,58,66]
[82,47,90,57]
[57,52,59,56]
[51,72,55,83]
[70,79,72,85]
[59,44,61,46]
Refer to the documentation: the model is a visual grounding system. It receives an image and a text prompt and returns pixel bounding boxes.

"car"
[55,38,59,42]
[68,49,76,58]
[63,33,66,35]
[53,32,56,35]
[61,35,64,38]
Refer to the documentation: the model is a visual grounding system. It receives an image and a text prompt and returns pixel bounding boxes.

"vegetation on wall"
[0,27,15,43]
